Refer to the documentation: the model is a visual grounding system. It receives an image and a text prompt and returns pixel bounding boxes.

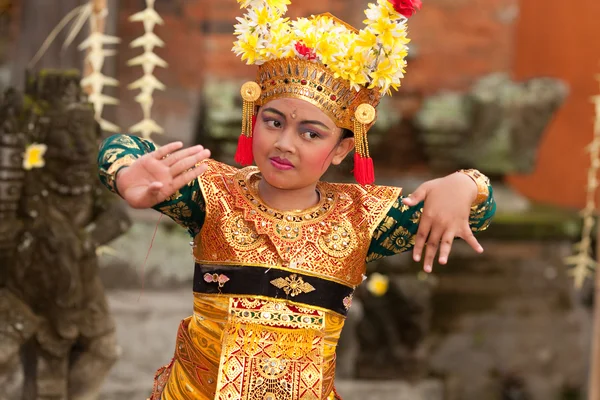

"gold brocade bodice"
[158,161,400,400]
[193,161,400,286]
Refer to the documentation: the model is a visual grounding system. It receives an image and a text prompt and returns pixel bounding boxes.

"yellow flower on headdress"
[292,19,318,50]
[233,32,262,64]
[247,5,275,26]
[263,18,294,58]
[265,0,291,12]
[368,17,396,39]
[355,29,378,50]
[22,143,47,170]
[315,38,338,65]
[330,49,370,90]
[370,57,403,94]
[367,272,389,297]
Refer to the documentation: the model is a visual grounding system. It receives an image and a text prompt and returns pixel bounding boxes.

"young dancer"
[98,1,495,398]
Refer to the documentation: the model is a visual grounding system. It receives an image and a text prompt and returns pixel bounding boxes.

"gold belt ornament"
[270,274,316,297]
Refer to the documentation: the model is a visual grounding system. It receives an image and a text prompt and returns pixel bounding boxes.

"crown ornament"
[232,0,421,185]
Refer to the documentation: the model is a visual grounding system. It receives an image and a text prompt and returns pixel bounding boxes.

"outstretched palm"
[117,142,211,209]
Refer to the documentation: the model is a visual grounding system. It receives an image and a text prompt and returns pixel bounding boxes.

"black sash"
[193,264,354,316]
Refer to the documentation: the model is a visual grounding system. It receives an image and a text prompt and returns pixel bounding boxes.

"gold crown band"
[255,59,381,133]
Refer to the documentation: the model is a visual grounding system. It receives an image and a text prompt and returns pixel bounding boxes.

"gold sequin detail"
[224,213,264,250]
[318,221,356,258]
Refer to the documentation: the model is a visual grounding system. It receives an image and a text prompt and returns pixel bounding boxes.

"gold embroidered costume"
[98,138,495,399]
[97,0,497,398]
[159,160,399,400]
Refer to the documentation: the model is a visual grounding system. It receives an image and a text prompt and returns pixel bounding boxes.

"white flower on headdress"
[291,17,312,37]
[237,0,262,8]
[314,14,336,32]
[238,0,290,14]
[365,0,403,22]
[233,16,252,36]
[246,5,279,28]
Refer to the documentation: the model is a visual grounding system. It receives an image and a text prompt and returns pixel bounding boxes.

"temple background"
[4,0,600,209]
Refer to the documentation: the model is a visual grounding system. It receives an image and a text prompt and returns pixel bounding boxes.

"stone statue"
[414,73,569,176]
[0,70,131,400]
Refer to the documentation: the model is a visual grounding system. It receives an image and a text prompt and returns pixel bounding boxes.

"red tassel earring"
[234,82,262,166]
[353,104,376,185]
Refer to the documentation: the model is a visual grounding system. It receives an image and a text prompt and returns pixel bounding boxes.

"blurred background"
[1,0,600,399]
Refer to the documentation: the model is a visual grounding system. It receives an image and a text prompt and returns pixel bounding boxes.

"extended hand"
[116,142,211,209]
[402,172,482,273]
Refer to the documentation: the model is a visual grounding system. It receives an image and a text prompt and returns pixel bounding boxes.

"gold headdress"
[232,0,421,184]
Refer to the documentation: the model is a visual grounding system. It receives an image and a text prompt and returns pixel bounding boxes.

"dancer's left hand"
[401,172,482,273]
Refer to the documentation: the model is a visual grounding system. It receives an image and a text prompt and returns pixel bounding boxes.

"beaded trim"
[236,172,336,224]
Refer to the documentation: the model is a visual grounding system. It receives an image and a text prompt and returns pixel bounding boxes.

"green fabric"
[98,134,496,258]
[97,134,205,236]
[365,188,496,262]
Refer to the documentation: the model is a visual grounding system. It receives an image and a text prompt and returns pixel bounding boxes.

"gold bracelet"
[105,155,138,194]
[458,169,490,206]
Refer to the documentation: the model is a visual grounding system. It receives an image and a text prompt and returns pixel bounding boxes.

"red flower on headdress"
[295,41,317,61]
[389,0,422,18]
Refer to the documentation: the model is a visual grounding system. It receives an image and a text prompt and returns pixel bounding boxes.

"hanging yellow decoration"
[22,143,47,170]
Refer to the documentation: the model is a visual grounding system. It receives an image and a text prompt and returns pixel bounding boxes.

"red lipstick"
[270,157,294,170]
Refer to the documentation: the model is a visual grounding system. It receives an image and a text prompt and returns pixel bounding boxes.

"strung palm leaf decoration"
[80,1,121,132]
[565,77,600,288]
[127,0,167,139]
[28,0,121,133]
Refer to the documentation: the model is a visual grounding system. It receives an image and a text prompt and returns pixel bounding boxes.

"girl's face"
[252,98,354,190]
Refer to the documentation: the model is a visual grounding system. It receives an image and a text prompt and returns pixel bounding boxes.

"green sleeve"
[97,134,206,237]
[366,186,496,262]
